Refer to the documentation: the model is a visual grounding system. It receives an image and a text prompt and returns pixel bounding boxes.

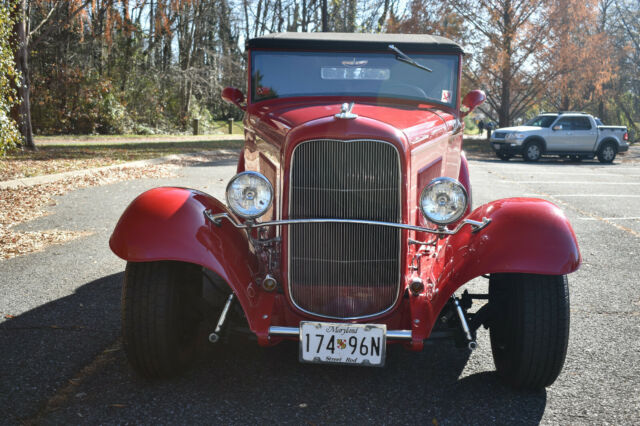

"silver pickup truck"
[490,112,629,163]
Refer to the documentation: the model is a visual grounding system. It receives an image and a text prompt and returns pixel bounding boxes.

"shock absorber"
[452,296,477,350]
[208,293,235,343]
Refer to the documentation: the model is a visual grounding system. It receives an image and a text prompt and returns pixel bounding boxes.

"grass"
[462,136,494,159]
[35,120,245,143]
[463,127,482,135]
[0,139,243,181]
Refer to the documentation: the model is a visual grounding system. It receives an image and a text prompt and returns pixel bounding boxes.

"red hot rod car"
[110,33,581,390]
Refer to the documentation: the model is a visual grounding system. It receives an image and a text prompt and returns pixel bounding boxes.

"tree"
[11,0,34,149]
[0,0,20,155]
[543,0,617,113]
[607,0,640,133]
[451,0,562,126]
[11,0,91,150]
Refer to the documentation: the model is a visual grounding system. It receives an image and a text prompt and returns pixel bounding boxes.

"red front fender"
[423,197,581,336]
[109,187,274,342]
[445,197,581,281]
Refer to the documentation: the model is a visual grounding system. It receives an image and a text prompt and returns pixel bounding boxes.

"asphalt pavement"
[1,154,638,425]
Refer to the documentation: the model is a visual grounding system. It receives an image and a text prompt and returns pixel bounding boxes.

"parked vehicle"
[490,112,629,162]
[110,33,581,390]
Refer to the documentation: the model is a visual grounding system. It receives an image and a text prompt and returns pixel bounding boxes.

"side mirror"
[461,90,486,117]
[221,87,246,110]
[552,124,563,131]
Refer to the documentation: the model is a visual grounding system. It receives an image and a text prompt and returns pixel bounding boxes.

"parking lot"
[1,154,639,424]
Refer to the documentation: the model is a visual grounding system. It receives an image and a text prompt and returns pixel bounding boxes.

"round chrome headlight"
[225,171,273,219]
[420,177,468,225]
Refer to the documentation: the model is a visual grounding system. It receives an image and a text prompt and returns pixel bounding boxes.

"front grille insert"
[288,139,401,319]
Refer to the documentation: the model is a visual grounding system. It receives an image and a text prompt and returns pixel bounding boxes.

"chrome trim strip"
[204,210,492,236]
[269,326,300,337]
[268,326,412,340]
[386,330,412,340]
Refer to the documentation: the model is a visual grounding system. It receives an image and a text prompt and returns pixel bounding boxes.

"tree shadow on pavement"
[38,317,545,424]
[0,273,123,424]
[1,271,546,425]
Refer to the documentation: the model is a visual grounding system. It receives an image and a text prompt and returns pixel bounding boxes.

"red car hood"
[249,99,454,141]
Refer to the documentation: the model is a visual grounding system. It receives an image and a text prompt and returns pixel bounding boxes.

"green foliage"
[31,67,132,135]
[463,114,479,134]
[20,0,640,137]
[0,1,20,155]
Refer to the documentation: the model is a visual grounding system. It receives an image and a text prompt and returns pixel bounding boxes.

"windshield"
[526,115,558,127]
[250,51,459,106]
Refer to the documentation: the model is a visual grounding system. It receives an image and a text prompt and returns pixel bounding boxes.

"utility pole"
[322,0,328,32]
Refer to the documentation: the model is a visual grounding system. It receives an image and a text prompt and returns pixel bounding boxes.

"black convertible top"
[247,32,464,54]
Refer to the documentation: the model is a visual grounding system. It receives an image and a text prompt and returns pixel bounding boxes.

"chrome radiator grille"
[289,139,401,319]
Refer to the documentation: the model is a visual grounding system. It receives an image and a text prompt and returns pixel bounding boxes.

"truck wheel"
[597,142,617,163]
[122,261,204,378]
[523,141,542,162]
[496,152,512,161]
[489,273,570,390]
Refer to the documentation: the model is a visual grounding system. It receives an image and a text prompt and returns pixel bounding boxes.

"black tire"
[597,142,617,163]
[122,261,204,378]
[523,141,543,162]
[496,152,512,161]
[489,273,570,390]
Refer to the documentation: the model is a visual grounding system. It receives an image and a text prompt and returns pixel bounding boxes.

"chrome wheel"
[597,142,617,164]
[524,142,542,162]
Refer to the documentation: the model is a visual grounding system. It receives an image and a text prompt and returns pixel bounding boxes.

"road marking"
[578,217,640,221]
[552,194,640,197]
[477,162,640,239]
[522,193,640,198]
[21,340,121,423]
[508,181,640,185]
[476,167,640,178]
[491,171,632,176]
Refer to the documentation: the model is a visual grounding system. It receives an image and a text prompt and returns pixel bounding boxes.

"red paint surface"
[461,90,486,115]
[109,187,274,343]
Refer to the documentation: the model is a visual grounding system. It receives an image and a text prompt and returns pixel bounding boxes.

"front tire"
[489,273,570,390]
[597,142,617,163]
[523,141,543,162]
[122,261,204,378]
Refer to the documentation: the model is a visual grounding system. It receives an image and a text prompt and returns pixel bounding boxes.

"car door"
[570,117,598,151]
[546,117,573,151]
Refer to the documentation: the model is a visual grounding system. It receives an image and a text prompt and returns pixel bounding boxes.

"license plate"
[299,322,386,367]
[493,143,501,149]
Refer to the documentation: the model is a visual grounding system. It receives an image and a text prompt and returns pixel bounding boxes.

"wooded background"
[1,0,639,151]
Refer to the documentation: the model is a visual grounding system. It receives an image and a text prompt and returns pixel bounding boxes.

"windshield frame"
[247,48,462,109]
